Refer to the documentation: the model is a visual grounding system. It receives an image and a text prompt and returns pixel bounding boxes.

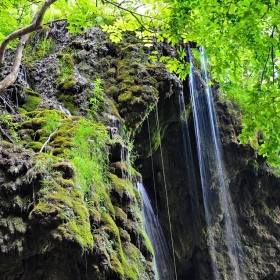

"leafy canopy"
[1,0,280,166]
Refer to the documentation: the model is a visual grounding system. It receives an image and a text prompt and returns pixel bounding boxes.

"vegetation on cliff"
[1,1,280,279]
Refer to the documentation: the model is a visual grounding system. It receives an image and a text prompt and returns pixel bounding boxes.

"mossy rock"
[107,67,117,76]
[58,94,77,114]
[106,172,136,203]
[22,95,42,112]
[101,212,119,239]
[105,86,119,97]
[119,227,130,242]
[118,91,132,103]
[115,206,127,224]
[130,85,142,94]
[26,141,43,152]
[106,98,123,121]
[29,175,94,251]
[117,73,135,84]
[24,88,40,97]
[59,77,75,90]
[50,136,74,149]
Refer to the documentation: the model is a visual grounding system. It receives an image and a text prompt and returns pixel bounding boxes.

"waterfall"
[137,182,175,280]
[178,93,202,245]
[188,47,246,279]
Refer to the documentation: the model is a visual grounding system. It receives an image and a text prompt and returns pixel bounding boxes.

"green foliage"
[57,53,75,88]
[88,77,105,117]
[160,55,190,80]
[0,0,39,48]
[66,119,109,196]
[0,113,19,142]
[23,37,55,65]
[41,111,63,135]
[22,95,42,111]
[154,0,280,166]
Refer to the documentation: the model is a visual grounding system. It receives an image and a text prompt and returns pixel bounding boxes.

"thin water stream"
[138,182,175,280]
[178,93,202,245]
[188,47,246,279]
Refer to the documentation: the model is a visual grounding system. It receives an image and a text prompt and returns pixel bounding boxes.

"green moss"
[106,172,136,202]
[106,98,123,121]
[50,136,73,149]
[24,88,40,97]
[28,161,94,251]
[118,91,132,103]
[123,242,145,279]
[22,95,42,111]
[58,94,77,114]
[133,188,142,208]
[57,53,74,67]
[111,257,125,278]
[131,96,144,105]
[60,77,75,90]
[101,212,119,239]
[0,141,13,148]
[17,108,27,114]
[117,73,135,84]
[55,177,75,188]
[107,67,116,76]
[130,85,142,94]
[57,53,75,90]
[119,227,130,242]
[26,141,43,151]
[100,189,115,216]
[139,228,154,256]
[145,63,161,68]
[105,86,119,96]
[115,206,127,223]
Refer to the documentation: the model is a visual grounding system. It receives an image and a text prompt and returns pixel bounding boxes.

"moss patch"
[22,95,42,112]
[118,91,132,103]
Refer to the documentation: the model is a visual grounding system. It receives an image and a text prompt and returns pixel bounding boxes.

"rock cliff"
[0,25,280,280]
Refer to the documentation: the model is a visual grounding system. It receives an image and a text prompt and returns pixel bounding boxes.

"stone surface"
[0,25,280,280]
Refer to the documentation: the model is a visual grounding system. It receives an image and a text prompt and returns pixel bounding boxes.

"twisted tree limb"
[0,0,57,93]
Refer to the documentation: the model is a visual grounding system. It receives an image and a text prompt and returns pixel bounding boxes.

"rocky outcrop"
[0,25,182,280]
[1,24,280,280]
[135,77,280,279]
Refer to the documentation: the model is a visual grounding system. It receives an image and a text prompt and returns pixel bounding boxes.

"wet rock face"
[1,24,280,280]
[0,24,186,280]
[214,97,280,279]
[135,79,280,279]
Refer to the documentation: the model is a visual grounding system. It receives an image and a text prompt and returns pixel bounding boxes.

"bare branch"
[39,128,58,153]
[0,126,14,143]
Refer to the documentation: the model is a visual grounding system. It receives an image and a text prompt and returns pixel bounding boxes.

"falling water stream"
[138,182,175,280]
[178,93,202,246]
[188,47,246,279]
[119,120,176,279]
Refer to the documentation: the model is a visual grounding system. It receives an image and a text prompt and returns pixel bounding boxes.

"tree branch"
[0,0,57,65]
[104,0,155,32]
[0,0,57,93]
[39,128,58,154]
[0,126,14,143]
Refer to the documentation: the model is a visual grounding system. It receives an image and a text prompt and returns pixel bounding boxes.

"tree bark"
[0,0,57,93]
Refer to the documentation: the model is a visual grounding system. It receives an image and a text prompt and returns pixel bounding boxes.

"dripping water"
[138,182,175,280]
[188,46,246,279]
[154,103,178,280]
[178,92,202,245]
